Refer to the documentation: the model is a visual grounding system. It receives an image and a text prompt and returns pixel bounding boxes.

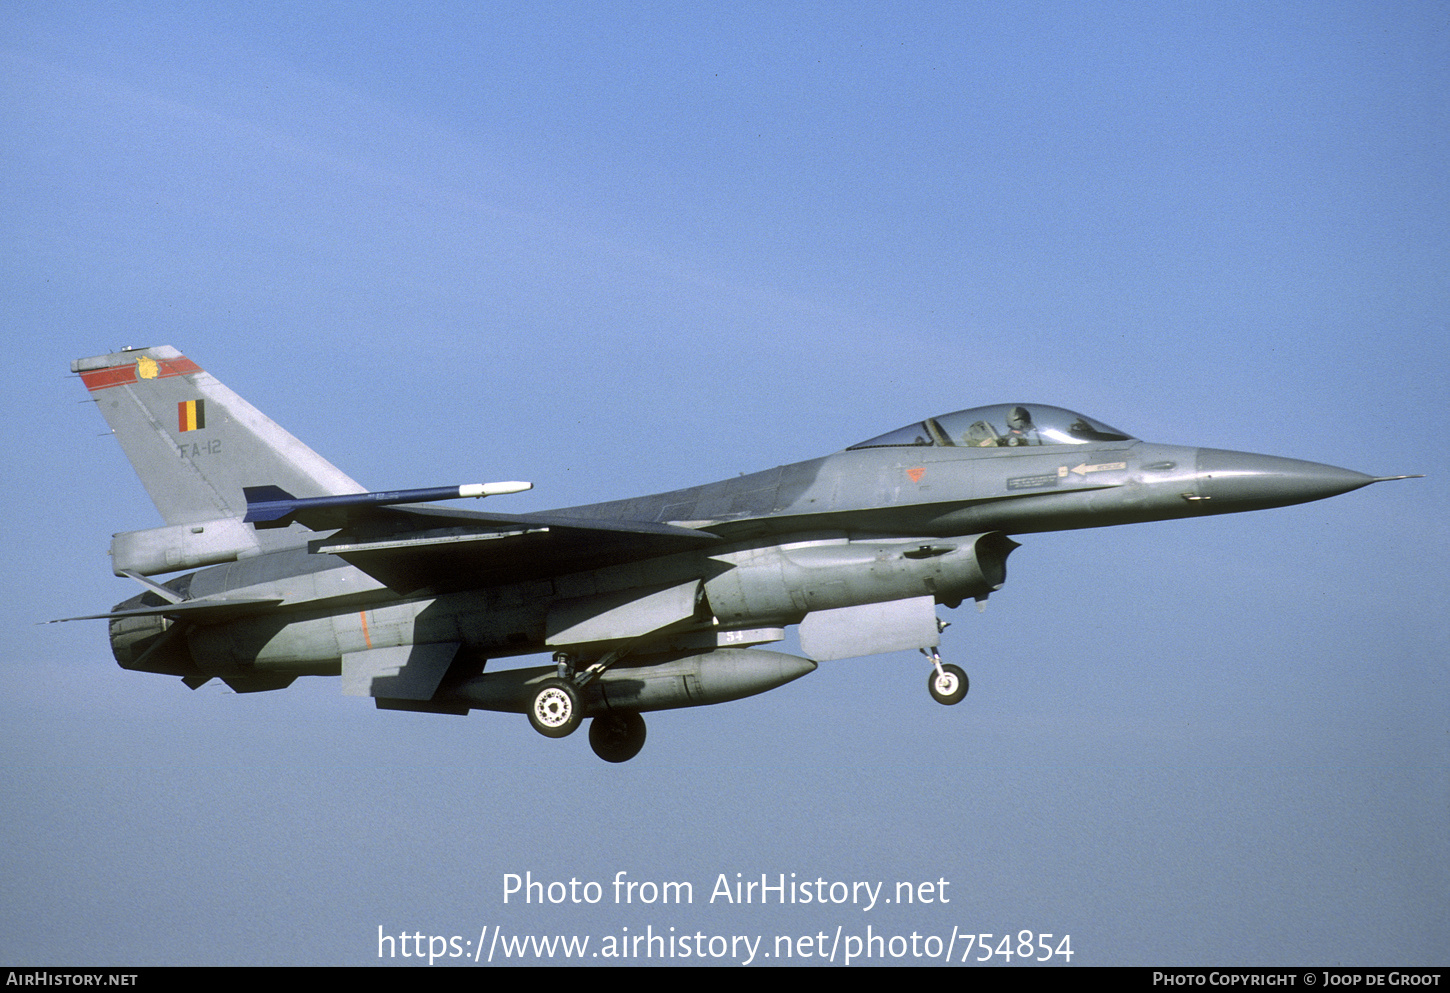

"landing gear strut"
[589,711,647,763]
[528,650,640,745]
[923,649,968,705]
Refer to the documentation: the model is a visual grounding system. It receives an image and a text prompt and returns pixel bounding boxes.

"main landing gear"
[526,652,590,738]
[589,711,647,763]
[525,651,648,762]
[923,648,968,705]
[526,678,582,738]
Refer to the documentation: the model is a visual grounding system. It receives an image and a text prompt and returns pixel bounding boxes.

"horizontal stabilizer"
[51,598,284,624]
[243,481,533,529]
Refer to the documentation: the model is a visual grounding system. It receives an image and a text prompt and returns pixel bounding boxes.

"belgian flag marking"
[178,399,206,432]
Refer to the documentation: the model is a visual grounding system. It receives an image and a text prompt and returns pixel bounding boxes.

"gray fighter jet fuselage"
[66,349,1414,762]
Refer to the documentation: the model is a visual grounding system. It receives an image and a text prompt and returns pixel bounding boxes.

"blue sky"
[3,1,1446,965]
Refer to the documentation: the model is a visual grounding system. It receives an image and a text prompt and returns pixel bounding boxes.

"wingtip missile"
[243,481,535,528]
[459,481,533,497]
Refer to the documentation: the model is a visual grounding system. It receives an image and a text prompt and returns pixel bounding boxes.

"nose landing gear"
[923,648,968,705]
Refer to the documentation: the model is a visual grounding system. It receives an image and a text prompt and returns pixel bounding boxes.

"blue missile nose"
[1195,449,1378,511]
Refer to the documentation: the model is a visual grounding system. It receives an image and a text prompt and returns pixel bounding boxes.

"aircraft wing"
[309,505,721,594]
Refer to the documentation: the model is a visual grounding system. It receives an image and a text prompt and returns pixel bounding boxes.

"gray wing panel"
[312,507,720,594]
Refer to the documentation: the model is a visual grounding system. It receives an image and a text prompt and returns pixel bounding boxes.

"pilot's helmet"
[1007,406,1033,431]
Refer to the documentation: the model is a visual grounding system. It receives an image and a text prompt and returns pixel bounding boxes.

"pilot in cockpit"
[1000,406,1040,446]
[960,406,1040,446]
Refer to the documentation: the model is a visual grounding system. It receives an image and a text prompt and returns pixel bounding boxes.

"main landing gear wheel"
[928,663,969,706]
[528,678,582,738]
[589,711,647,763]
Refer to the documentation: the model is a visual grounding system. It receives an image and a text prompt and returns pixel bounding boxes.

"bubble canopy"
[847,404,1135,450]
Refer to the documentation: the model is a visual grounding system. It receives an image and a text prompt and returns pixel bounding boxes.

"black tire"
[928,663,968,705]
[527,678,582,738]
[589,712,647,763]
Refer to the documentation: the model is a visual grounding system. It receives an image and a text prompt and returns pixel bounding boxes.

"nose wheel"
[923,649,968,705]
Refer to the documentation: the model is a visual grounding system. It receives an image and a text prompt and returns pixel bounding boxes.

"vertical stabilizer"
[73,346,365,526]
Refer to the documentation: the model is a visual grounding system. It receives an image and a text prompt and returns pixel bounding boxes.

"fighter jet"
[62,347,1417,762]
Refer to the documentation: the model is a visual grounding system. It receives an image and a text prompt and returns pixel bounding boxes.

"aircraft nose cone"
[1195,448,1376,510]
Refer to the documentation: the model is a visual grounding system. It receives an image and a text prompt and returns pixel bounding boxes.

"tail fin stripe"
[79,365,138,391]
[79,356,202,393]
